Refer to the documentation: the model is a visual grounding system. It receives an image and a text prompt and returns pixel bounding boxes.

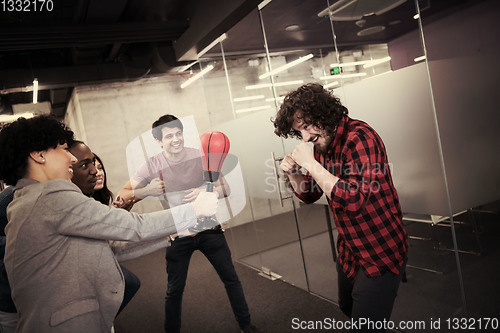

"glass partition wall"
[182,0,499,328]
[419,0,500,321]
[199,7,314,292]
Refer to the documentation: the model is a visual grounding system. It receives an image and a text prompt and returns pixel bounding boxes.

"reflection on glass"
[187,0,500,325]
[421,0,500,319]
[320,45,392,86]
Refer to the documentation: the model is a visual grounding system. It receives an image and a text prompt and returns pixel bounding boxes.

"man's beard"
[316,135,333,154]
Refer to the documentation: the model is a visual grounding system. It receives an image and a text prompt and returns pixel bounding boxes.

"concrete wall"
[64,72,275,227]
[66,75,213,215]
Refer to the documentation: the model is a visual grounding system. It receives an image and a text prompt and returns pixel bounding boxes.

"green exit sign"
[330,67,342,75]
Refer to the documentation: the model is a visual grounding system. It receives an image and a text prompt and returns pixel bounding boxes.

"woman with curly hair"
[273,83,407,330]
[0,115,218,333]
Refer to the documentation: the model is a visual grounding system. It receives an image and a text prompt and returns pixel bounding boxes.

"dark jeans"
[117,265,141,317]
[164,232,250,333]
[337,258,407,332]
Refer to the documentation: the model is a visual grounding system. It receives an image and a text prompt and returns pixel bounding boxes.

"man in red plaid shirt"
[273,83,408,329]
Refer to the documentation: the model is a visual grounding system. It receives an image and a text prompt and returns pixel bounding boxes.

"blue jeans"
[117,265,141,317]
[164,232,250,332]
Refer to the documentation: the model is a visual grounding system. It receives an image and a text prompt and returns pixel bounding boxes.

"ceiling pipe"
[0,60,152,93]
[0,21,189,52]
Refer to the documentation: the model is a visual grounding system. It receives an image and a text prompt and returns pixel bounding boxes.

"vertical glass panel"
[196,56,268,272]
[258,0,340,299]
[421,0,500,319]
[195,8,310,288]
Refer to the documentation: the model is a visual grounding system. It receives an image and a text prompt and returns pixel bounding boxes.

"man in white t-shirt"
[116,115,259,333]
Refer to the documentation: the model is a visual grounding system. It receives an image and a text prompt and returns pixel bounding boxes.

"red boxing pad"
[200,131,230,183]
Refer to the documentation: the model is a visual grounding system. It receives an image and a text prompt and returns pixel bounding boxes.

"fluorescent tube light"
[0,112,35,123]
[319,73,367,80]
[414,55,426,62]
[233,95,265,102]
[235,105,272,114]
[319,0,405,19]
[323,81,340,89]
[33,79,38,104]
[330,56,391,68]
[265,96,285,103]
[197,34,227,58]
[330,60,370,67]
[259,54,314,80]
[245,80,304,90]
[317,0,357,17]
[363,56,391,68]
[258,0,272,10]
[180,65,214,89]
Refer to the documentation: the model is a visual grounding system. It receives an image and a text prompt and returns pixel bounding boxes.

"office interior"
[1,0,499,331]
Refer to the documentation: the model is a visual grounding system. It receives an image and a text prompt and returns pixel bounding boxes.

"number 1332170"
[446,317,499,331]
[1,0,54,12]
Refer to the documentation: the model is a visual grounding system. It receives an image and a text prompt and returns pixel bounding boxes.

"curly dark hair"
[0,115,74,185]
[151,114,183,141]
[92,153,114,205]
[272,83,348,139]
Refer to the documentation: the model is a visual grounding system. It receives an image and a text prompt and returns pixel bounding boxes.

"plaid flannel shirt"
[294,115,408,280]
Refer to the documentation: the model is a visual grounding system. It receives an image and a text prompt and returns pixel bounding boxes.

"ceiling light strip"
[414,55,426,62]
[363,56,391,68]
[330,56,391,68]
[197,34,227,58]
[319,73,367,80]
[330,60,370,67]
[265,96,285,102]
[0,112,35,123]
[235,105,272,114]
[258,0,273,10]
[180,65,214,89]
[259,53,313,80]
[246,79,304,90]
[317,0,357,17]
[323,81,340,89]
[32,78,38,104]
[233,95,265,102]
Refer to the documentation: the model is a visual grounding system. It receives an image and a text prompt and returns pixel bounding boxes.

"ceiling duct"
[151,43,193,73]
[318,0,407,21]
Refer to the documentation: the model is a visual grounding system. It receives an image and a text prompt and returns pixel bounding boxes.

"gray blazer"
[5,179,196,332]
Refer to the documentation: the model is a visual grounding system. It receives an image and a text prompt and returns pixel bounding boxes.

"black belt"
[170,219,223,241]
[200,224,223,234]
